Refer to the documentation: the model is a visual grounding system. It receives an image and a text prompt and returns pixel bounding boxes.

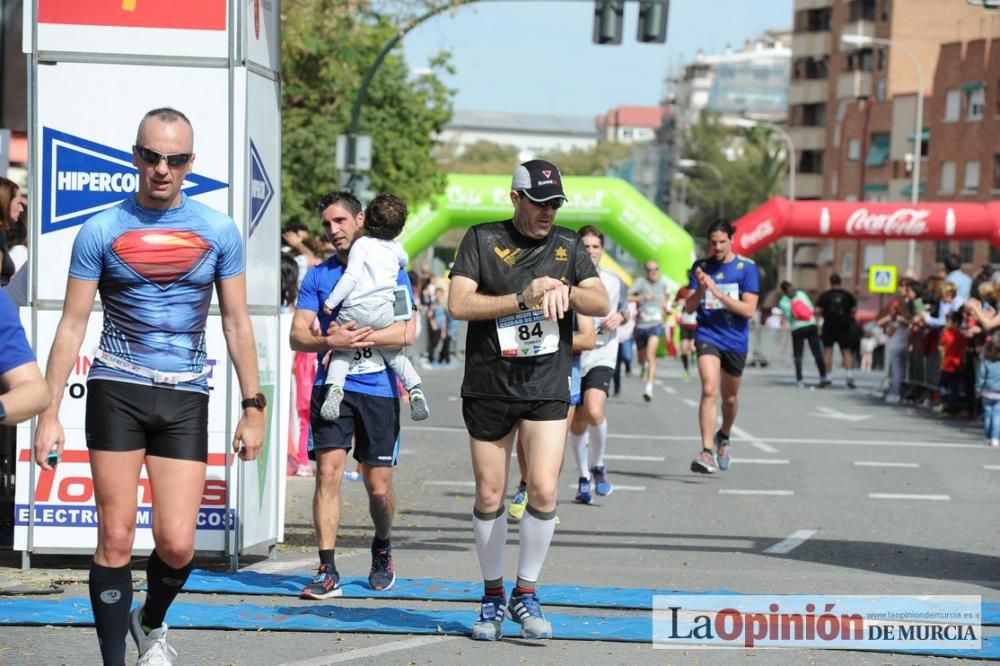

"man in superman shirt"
[34,108,265,666]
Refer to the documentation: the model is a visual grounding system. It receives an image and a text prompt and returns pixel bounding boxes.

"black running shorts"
[821,323,853,350]
[581,366,614,395]
[462,397,568,442]
[310,387,400,466]
[680,327,696,341]
[695,340,747,378]
[85,379,209,462]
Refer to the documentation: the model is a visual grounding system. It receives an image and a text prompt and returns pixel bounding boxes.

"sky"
[403,0,794,118]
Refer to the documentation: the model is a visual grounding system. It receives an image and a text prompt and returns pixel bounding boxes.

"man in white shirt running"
[629,260,672,401]
[568,226,629,503]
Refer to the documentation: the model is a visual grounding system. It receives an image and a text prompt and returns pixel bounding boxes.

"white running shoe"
[130,605,178,665]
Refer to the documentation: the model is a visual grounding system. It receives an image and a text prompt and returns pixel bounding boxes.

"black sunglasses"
[645,266,659,272]
[520,192,564,210]
[134,145,193,167]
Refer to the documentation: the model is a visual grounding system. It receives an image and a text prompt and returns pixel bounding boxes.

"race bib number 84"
[496,309,560,358]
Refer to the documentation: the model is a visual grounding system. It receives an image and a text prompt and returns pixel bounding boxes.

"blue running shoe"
[509,592,552,639]
[715,430,731,471]
[574,477,593,504]
[470,595,506,641]
[368,547,396,591]
[300,563,342,599]
[591,466,613,496]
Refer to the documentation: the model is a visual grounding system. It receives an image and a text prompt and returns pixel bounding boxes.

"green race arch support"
[398,174,695,288]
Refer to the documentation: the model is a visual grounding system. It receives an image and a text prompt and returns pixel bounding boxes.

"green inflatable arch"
[398,174,695,288]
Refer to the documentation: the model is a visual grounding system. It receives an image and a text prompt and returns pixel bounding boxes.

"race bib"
[496,309,560,358]
[346,347,386,375]
[704,283,740,310]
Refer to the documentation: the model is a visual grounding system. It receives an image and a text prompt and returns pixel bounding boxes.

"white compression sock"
[517,506,557,584]
[472,507,507,582]
[589,420,608,469]
[569,431,590,479]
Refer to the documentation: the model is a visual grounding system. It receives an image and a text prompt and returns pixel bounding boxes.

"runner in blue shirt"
[290,190,417,601]
[684,220,760,474]
[0,290,48,424]
[33,108,265,666]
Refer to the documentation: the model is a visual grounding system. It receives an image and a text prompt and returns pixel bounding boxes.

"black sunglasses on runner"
[520,192,564,210]
[134,145,193,167]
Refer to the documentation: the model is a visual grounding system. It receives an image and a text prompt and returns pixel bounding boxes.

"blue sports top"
[688,255,760,353]
[0,290,35,374]
[68,195,244,393]
[296,254,414,399]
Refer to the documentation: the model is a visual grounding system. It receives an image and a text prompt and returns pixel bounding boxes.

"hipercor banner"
[30,0,229,58]
[34,61,231,302]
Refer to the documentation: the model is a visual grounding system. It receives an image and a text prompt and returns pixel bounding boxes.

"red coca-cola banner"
[38,0,226,31]
[732,198,1000,255]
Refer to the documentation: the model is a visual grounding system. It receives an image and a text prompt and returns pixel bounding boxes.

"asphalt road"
[2,345,997,665]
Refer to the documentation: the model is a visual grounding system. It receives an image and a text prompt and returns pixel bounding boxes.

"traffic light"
[637,0,669,43]
[593,0,624,45]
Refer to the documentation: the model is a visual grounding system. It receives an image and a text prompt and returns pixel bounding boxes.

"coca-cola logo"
[845,208,930,236]
[739,219,774,250]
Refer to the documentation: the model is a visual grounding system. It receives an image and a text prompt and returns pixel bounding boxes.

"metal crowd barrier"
[902,326,941,398]
[747,325,791,367]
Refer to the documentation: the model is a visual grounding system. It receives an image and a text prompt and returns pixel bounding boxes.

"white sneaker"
[130,605,178,665]
[643,383,653,402]
[991,439,1000,448]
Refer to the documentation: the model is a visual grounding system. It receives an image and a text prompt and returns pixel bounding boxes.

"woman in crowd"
[0,177,27,288]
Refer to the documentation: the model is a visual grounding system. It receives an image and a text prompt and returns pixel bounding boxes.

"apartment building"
[786,0,995,293]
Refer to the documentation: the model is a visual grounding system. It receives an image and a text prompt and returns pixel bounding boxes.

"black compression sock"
[141,550,193,630]
[89,561,133,666]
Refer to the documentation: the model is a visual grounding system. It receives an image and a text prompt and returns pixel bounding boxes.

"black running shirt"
[450,219,599,401]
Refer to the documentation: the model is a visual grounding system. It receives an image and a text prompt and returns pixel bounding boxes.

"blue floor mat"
[177,569,1000,626]
[1,597,997,660]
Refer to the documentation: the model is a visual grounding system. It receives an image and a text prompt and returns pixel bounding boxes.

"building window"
[960,241,974,264]
[799,150,824,174]
[845,48,874,72]
[966,85,985,121]
[962,162,979,194]
[994,154,1000,191]
[991,245,1000,263]
[847,138,861,161]
[944,89,961,122]
[935,241,950,263]
[939,161,957,194]
[880,0,890,22]
[841,250,854,277]
[963,161,980,193]
[864,133,890,167]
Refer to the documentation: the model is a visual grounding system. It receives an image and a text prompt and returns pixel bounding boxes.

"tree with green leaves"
[281,1,455,233]
[680,111,785,292]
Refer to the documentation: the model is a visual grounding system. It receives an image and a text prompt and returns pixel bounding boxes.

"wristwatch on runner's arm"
[241,392,267,411]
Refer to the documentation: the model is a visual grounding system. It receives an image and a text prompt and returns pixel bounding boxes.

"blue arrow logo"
[41,127,229,235]
[248,139,274,238]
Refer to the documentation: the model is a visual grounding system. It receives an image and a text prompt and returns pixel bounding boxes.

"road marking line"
[663,385,677,394]
[402,428,985,449]
[733,458,790,464]
[718,489,794,496]
[763,529,817,554]
[603,454,665,461]
[251,551,363,574]
[854,461,920,468]
[983,465,1000,470]
[730,425,779,453]
[423,481,476,487]
[279,636,461,665]
[678,402,777,452]
[566,484,646,491]
[868,493,950,501]
[448,396,458,401]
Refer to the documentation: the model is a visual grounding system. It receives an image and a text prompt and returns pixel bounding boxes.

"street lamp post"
[677,158,725,220]
[841,33,924,275]
[721,117,797,280]
[672,172,689,227]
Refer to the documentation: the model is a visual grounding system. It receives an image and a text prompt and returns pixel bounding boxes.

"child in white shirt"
[320,193,427,422]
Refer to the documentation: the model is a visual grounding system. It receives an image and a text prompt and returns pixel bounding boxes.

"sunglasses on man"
[134,145,193,168]
[520,191,564,210]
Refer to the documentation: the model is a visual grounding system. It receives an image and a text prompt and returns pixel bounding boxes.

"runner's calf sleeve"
[517,505,557,584]
[569,431,590,479]
[89,561,133,666]
[589,420,608,469]
[141,550,194,630]
[472,506,507,582]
